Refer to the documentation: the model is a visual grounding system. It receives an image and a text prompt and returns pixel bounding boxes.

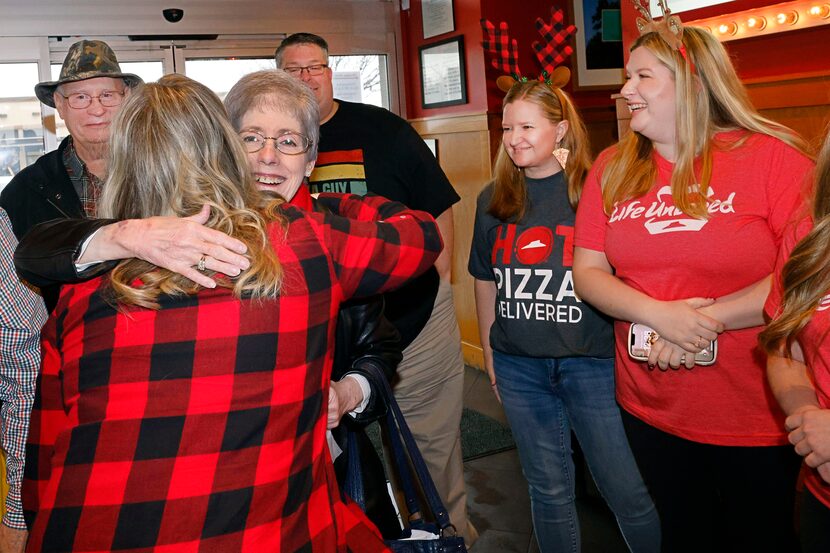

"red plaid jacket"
[23,194,440,552]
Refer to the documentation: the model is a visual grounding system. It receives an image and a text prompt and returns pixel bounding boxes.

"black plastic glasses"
[283,64,328,77]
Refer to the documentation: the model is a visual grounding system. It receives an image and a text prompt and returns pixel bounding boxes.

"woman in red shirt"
[762,130,830,553]
[573,22,812,553]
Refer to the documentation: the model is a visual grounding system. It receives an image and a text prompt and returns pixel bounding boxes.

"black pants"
[800,489,830,553]
[621,410,801,553]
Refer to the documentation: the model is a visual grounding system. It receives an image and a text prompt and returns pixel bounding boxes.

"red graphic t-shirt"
[766,218,830,507]
[575,131,813,446]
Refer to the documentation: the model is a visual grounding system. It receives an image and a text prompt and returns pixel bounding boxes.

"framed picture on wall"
[421,0,455,39]
[571,0,626,89]
[419,36,467,109]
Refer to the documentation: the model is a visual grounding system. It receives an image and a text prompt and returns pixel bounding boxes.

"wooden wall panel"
[410,113,492,369]
[759,106,830,149]
[581,104,620,156]
[745,71,830,147]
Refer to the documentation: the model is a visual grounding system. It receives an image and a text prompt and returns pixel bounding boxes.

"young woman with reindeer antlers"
[573,1,813,551]
[470,10,660,553]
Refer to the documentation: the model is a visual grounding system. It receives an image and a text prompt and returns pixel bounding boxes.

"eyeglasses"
[239,130,311,155]
[57,90,125,109]
[282,64,328,77]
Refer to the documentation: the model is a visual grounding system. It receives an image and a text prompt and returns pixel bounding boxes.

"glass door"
[0,33,399,179]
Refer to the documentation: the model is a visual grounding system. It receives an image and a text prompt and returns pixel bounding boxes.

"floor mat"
[364,407,515,462]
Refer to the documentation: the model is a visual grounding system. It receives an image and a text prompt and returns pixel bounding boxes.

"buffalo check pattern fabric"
[481,19,520,76]
[23,194,441,552]
[532,7,576,76]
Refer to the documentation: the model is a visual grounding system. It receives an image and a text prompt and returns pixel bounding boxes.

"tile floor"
[461,366,630,553]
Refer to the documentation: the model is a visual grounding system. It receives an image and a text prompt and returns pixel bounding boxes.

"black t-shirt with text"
[468,173,613,358]
[310,100,460,347]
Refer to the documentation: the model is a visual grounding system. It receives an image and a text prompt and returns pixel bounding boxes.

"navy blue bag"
[344,365,467,553]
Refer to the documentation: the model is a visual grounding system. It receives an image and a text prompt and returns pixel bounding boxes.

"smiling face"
[53,76,128,149]
[501,98,567,179]
[621,46,678,159]
[238,99,316,201]
[277,43,335,122]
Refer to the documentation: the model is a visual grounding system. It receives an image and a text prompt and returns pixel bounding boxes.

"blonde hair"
[760,131,829,356]
[601,26,809,217]
[99,74,286,309]
[489,80,591,222]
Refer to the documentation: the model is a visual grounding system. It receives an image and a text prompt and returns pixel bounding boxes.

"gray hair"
[224,69,320,163]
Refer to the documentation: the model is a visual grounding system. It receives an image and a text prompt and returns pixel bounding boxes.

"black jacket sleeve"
[333,296,402,424]
[14,218,118,287]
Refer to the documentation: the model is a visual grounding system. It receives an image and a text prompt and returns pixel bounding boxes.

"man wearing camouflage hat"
[0,39,142,269]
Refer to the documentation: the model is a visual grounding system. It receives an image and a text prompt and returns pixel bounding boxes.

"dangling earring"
[552,144,569,169]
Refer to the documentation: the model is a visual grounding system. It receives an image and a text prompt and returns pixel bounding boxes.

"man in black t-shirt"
[276,33,476,545]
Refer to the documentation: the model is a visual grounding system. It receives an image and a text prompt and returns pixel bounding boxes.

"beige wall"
[410,113,493,369]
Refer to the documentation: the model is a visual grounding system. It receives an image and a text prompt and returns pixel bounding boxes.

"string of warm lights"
[685,0,830,41]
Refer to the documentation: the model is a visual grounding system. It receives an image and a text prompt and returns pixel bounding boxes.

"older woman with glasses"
[18,73,440,552]
[225,69,404,538]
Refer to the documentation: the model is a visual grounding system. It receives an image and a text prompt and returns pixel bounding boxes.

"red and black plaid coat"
[23,194,441,552]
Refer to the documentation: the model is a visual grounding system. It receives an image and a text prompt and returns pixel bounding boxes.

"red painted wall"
[400,0,487,118]
[401,1,830,121]
[399,0,630,118]
[478,0,621,112]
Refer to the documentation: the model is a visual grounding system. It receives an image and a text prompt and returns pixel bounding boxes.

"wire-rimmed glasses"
[239,130,311,155]
[57,90,126,109]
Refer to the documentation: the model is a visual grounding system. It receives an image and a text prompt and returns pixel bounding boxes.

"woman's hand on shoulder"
[647,297,724,352]
[104,205,250,288]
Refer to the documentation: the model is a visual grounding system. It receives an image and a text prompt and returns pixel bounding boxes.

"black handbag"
[344,365,467,553]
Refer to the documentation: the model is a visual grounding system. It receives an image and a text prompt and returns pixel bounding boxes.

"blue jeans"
[493,351,660,553]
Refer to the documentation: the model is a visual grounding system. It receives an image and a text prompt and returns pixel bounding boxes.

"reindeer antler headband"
[481,6,576,92]
[630,0,694,69]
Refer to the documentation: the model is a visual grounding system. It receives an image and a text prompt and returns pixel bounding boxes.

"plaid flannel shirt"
[24,194,440,552]
[62,138,103,217]
[0,209,48,530]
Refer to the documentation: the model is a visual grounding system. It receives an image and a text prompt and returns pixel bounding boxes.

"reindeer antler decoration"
[481,5,576,93]
[532,7,576,78]
[630,0,684,51]
[481,19,522,92]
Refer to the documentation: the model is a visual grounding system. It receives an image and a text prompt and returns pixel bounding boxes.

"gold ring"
[197,255,207,272]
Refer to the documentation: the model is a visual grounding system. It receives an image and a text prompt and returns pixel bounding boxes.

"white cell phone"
[628,323,717,366]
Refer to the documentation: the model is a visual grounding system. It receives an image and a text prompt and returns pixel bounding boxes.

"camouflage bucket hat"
[35,40,143,108]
